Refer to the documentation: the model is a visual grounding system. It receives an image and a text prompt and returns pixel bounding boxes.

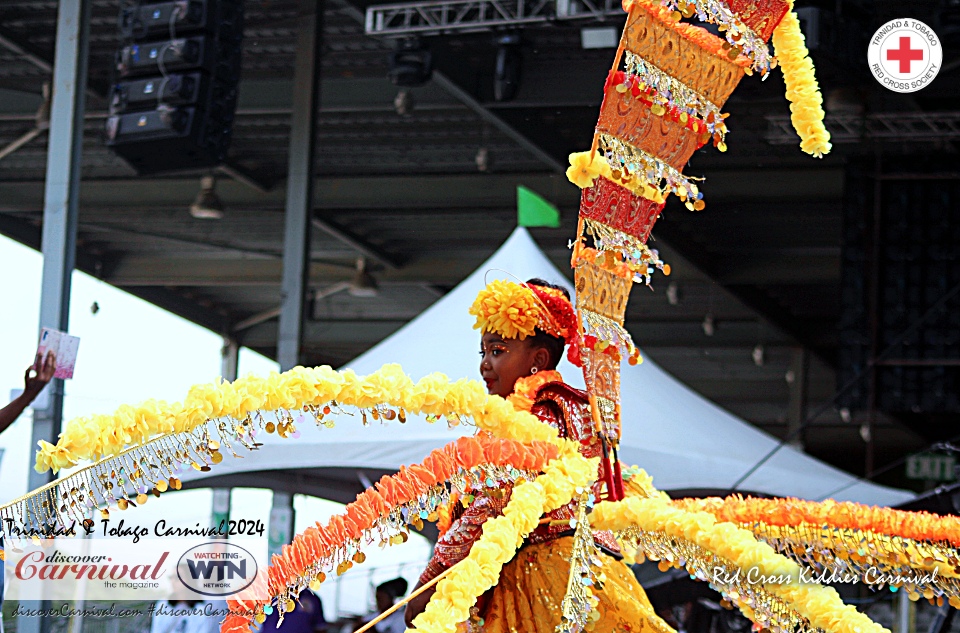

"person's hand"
[24,350,56,399]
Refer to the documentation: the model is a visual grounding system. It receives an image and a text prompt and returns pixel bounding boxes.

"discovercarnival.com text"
[12,603,231,618]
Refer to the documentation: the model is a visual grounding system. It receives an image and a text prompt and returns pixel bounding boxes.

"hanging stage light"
[388,38,433,87]
[189,175,225,219]
[349,258,379,298]
[494,34,522,102]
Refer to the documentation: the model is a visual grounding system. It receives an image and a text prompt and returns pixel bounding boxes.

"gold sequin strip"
[0,424,228,532]
[622,51,727,138]
[272,465,542,624]
[597,133,701,202]
[556,496,603,633]
[656,0,773,72]
[583,220,666,286]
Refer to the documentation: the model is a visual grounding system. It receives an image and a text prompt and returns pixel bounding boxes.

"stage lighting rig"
[105,0,244,175]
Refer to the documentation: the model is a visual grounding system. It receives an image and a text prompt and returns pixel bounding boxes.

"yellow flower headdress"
[468,279,576,341]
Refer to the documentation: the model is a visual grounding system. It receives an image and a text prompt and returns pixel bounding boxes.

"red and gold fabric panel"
[579,177,664,244]
[726,0,791,42]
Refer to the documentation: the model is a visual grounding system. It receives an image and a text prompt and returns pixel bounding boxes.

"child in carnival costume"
[405,278,673,633]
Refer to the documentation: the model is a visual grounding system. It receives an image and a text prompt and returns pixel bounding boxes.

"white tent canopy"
[183,229,911,507]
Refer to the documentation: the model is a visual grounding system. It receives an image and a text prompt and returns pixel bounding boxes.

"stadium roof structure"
[1,0,957,490]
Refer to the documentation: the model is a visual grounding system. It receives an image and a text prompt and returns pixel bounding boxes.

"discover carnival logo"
[868,18,942,93]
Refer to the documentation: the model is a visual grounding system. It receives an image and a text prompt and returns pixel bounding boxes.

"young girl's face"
[479,333,547,398]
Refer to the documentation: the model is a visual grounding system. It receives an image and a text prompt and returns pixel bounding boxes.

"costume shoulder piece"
[535,380,588,406]
[534,381,594,445]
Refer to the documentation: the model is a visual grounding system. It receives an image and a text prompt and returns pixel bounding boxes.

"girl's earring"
[531,367,538,374]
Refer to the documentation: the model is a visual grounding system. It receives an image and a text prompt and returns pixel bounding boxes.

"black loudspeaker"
[105,0,243,174]
[838,163,960,414]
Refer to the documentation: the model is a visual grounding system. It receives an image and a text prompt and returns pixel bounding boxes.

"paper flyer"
[36,327,81,380]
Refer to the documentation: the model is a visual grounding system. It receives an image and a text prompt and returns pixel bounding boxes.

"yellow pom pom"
[468,280,541,340]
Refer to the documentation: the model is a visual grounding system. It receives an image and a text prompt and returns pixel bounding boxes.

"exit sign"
[906,453,957,481]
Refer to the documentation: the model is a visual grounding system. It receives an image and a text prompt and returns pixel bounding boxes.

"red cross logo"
[886,36,924,73]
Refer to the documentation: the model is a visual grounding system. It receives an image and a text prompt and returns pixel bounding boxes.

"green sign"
[517,186,560,228]
[906,453,956,481]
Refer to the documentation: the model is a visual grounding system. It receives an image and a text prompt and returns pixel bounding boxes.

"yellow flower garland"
[591,497,889,633]
[410,444,598,633]
[36,364,561,473]
[772,5,832,158]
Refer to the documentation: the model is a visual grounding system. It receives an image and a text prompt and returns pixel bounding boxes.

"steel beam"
[432,71,566,173]
[278,0,324,371]
[363,0,623,36]
[0,169,835,209]
[217,161,275,194]
[22,3,90,633]
[311,213,403,269]
[103,257,480,287]
[785,347,809,450]
[0,27,53,74]
[211,488,232,533]
[234,307,282,333]
[268,492,295,558]
[767,112,960,145]
[0,26,104,101]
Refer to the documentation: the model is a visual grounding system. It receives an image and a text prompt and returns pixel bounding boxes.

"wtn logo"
[177,542,258,597]
[186,559,247,581]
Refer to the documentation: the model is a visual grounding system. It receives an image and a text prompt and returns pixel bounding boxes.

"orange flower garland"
[674,496,960,548]
[226,435,560,627]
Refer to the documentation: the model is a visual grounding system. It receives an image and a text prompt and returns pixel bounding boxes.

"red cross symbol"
[886,36,924,73]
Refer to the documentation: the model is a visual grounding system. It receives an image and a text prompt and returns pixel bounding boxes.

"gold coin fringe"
[583,220,667,286]
[5,402,459,532]
[747,523,960,605]
[655,0,773,72]
[623,51,727,137]
[620,527,824,633]
[0,423,229,531]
